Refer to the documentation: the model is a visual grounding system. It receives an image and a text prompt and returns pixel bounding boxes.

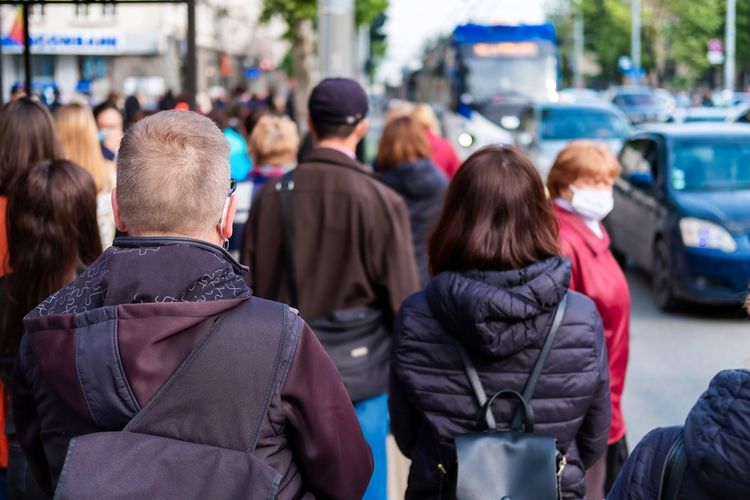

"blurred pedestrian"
[92,101,124,161]
[158,89,176,111]
[376,115,448,287]
[547,140,630,498]
[8,84,24,102]
[245,78,419,500]
[608,369,750,500]
[1,159,101,500]
[55,103,117,248]
[235,114,299,257]
[124,94,141,128]
[412,103,461,178]
[12,111,372,499]
[390,146,610,499]
[0,96,61,500]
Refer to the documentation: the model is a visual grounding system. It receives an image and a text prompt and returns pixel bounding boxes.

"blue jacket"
[608,369,750,500]
[390,257,611,499]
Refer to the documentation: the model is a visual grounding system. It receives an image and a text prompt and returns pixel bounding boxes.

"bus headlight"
[679,217,737,253]
[457,132,475,148]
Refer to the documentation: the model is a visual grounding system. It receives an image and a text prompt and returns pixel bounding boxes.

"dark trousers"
[8,442,48,500]
[585,435,629,499]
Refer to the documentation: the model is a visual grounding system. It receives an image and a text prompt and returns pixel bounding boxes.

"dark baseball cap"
[308,78,369,126]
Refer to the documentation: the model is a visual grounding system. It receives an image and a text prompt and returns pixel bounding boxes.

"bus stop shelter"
[0,0,198,108]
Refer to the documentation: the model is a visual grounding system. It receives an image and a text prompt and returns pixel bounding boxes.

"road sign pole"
[631,0,641,75]
[23,4,31,96]
[725,0,736,91]
[573,2,584,87]
[318,0,354,78]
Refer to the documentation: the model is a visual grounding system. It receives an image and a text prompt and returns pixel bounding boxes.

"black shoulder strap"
[275,172,300,309]
[125,297,292,453]
[658,433,688,500]
[458,293,567,430]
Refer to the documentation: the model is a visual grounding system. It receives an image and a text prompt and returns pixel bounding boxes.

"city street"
[622,266,750,445]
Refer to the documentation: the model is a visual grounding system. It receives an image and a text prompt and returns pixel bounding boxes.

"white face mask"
[570,185,614,221]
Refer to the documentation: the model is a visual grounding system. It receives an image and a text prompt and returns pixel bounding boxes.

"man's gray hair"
[116,111,230,235]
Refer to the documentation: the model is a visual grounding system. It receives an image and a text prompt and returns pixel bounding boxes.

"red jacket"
[554,203,630,444]
[425,131,461,178]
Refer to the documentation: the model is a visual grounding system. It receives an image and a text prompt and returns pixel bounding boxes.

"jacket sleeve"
[368,194,420,319]
[281,321,373,500]
[575,312,611,469]
[388,311,421,458]
[12,336,53,496]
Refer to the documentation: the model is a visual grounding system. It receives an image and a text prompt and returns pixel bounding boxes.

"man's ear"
[355,118,369,140]
[111,188,128,232]
[306,114,317,140]
[220,194,238,240]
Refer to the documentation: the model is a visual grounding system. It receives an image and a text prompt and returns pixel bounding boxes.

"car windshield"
[614,93,656,107]
[670,140,750,191]
[540,108,629,140]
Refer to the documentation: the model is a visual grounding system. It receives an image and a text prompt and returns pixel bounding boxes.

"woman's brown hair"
[429,146,559,274]
[376,116,432,170]
[3,160,102,353]
[0,97,61,196]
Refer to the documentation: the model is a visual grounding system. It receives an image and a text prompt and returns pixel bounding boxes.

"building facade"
[0,0,287,104]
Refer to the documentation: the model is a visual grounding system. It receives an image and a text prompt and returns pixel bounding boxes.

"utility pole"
[725,0,736,92]
[318,0,355,78]
[631,0,641,77]
[573,1,584,87]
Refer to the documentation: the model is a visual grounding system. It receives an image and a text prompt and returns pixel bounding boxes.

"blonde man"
[13,110,373,499]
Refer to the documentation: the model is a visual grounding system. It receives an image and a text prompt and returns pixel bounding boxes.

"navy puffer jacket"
[379,158,448,287]
[608,369,750,500]
[390,257,611,499]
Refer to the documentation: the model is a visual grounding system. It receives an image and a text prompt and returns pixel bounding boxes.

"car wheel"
[653,239,680,311]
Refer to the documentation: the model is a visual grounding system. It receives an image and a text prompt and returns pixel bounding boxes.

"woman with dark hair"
[1,160,101,499]
[376,116,447,287]
[0,97,61,491]
[389,146,611,499]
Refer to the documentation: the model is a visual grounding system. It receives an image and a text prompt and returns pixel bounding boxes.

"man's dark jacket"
[13,237,373,499]
[607,369,750,500]
[390,257,611,499]
[241,147,420,320]
[378,158,448,288]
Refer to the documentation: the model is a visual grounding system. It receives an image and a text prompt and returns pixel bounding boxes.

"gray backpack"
[54,297,291,500]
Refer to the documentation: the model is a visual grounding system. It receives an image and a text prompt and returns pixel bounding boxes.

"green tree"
[261,0,388,125]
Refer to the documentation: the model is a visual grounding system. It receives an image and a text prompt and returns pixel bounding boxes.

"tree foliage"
[548,0,749,88]
[261,0,388,34]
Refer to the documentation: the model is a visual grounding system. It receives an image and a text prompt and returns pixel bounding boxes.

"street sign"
[707,38,724,65]
[618,55,633,73]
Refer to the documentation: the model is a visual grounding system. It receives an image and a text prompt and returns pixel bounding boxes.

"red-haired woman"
[547,140,631,499]
[0,160,101,499]
[389,146,611,499]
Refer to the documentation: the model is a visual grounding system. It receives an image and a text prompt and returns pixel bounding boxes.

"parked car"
[605,124,750,310]
[608,86,669,124]
[670,107,731,123]
[517,102,631,180]
[558,88,605,104]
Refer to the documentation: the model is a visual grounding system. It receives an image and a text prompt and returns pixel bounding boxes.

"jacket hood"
[379,159,447,200]
[22,237,252,429]
[683,369,750,498]
[425,257,569,358]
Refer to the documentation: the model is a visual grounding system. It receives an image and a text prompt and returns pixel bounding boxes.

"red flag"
[8,7,25,45]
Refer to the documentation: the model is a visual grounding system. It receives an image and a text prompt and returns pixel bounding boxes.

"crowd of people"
[0,76,746,500]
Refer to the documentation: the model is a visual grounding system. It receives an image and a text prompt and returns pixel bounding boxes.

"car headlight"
[457,132,474,148]
[679,217,737,252]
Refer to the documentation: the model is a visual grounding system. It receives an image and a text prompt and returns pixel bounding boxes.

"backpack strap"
[658,432,688,500]
[125,297,295,453]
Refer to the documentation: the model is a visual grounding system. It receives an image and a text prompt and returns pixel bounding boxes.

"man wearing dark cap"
[242,78,419,500]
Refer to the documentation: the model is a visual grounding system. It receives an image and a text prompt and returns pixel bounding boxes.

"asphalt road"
[621,266,750,446]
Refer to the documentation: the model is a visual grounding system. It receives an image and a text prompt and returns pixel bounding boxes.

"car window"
[614,94,656,106]
[540,108,629,140]
[670,140,750,191]
[620,139,657,178]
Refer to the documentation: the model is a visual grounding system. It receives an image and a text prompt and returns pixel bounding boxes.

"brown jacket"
[241,147,419,320]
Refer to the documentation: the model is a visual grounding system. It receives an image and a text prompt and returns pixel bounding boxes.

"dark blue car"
[606,124,750,310]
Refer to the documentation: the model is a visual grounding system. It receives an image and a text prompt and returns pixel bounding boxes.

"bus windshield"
[459,41,556,104]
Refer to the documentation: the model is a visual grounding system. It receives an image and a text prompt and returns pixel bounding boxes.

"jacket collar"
[302,147,368,173]
[553,203,611,255]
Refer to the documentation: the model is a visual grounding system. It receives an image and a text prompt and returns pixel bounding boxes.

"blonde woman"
[55,103,117,248]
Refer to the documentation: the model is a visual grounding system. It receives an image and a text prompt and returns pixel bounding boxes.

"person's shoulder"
[561,291,605,343]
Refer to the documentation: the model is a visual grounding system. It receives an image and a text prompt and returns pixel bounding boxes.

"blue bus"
[410,23,559,157]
